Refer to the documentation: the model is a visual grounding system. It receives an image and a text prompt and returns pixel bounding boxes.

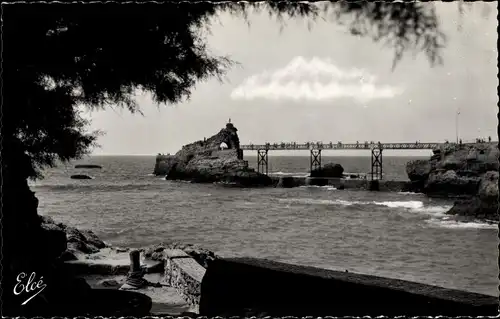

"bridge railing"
[240,142,443,151]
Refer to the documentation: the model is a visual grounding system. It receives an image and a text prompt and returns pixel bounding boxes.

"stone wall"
[199,257,497,317]
[164,249,206,309]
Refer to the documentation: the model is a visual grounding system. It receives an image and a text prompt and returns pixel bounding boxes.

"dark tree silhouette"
[3,2,445,179]
[0,1,476,316]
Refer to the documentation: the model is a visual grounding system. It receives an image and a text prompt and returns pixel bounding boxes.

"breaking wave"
[279,198,451,214]
[426,218,497,230]
[398,191,424,195]
[299,185,337,191]
[271,171,308,177]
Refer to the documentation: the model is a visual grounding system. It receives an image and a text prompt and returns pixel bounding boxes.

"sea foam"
[426,218,497,230]
[279,198,451,215]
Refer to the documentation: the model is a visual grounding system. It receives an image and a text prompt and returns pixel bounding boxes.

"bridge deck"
[240,142,445,150]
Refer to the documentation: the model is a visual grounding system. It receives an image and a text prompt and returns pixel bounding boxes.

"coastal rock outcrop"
[446,171,498,221]
[310,163,344,178]
[405,159,432,192]
[424,170,480,197]
[406,143,498,197]
[41,215,220,270]
[40,216,68,260]
[154,122,272,186]
[40,215,108,260]
[405,143,498,220]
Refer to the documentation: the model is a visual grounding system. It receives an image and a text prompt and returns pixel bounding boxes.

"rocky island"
[154,121,272,186]
[406,142,498,221]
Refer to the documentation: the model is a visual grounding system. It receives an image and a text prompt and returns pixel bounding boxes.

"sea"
[31,155,498,297]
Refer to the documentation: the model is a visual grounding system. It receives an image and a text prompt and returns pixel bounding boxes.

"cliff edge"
[154,122,272,187]
[405,142,498,220]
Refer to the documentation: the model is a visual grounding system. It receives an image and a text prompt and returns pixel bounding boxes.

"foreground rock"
[41,215,108,261]
[154,122,272,187]
[310,163,344,178]
[41,215,219,270]
[405,142,498,220]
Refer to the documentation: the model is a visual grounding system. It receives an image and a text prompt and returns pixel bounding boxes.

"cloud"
[230,56,403,103]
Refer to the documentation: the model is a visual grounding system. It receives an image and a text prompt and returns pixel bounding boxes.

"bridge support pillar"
[310,149,322,172]
[371,147,383,180]
[257,149,268,175]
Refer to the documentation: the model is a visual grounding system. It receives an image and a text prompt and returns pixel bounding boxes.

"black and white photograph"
[2,1,499,317]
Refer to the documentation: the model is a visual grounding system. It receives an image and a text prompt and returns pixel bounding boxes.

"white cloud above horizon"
[230,56,403,104]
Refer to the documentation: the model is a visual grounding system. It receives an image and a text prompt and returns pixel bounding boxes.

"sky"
[86,2,498,156]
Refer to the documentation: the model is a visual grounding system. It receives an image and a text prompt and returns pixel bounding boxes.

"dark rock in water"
[71,174,92,180]
[400,181,420,193]
[75,164,102,169]
[305,177,328,186]
[310,163,344,178]
[155,155,179,176]
[368,180,379,191]
[154,122,272,187]
[276,176,300,188]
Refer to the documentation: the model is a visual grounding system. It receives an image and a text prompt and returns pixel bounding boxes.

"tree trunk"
[1,138,90,316]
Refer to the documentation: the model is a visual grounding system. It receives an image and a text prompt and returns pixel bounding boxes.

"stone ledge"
[164,249,206,308]
[164,249,191,259]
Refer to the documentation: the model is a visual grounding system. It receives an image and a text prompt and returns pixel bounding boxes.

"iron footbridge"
[240,141,450,180]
